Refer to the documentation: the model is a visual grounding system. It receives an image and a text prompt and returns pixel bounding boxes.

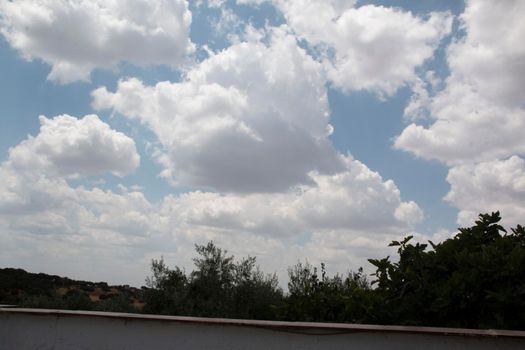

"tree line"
[3,212,525,330]
[142,212,525,330]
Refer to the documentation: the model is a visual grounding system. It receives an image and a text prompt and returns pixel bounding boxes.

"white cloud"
[274,0,452,96]
[0,121,161,284]
[93,28,344,193]
[403,71,441,121]
[7,114,139,178]
[236,0,268,6]
[0,115,158,284]
[445,156,525,228]
[86,26,424,284]
[395,89,525,165]
[0,169,163,284]
[0,153,422,286]
[150,154,423,282]
[159,155,423,237]
[0,4,431,286]
[0,127,422,285]
[393,0,525,226]
[447,1,525,109]
[0,0,194,83]
[395,0,525,165]
[395,201,425,227]
[151,154,423,282]
[210,7,243,39]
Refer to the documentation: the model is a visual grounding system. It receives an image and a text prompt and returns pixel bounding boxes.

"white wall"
[1,308,524,350]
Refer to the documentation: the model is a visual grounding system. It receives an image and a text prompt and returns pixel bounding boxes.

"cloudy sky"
[1,0,524,286]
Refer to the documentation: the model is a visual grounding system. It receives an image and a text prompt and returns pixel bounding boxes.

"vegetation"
[2,212,524,330]
[368,212,525,329]
[0,268,143,312]
[142,242,282,319]
[276,262,379,323]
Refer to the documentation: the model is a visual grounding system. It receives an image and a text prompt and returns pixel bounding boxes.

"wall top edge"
[2,307,524,338]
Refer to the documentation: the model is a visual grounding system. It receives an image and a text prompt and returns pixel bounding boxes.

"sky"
[0,0,524,287]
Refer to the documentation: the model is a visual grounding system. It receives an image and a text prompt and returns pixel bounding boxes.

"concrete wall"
[1,308,525,350]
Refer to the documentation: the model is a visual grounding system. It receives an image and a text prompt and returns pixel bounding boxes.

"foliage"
[142,257,188,315]
[95,293,136,313]
[0,268,142,312]
[368,212,525,329]
[3,212,525,330]
[278,262,376,323]
[142,242,283,319]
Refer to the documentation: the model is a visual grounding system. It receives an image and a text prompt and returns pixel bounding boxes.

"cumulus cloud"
[0,2,431,286]
[0,117,160,283]
[0,115,154,283]
[236,0,268,5]
[0,152,422,285]
[445,156,525,228]
[151,154,423,279]
[86,26,424,282]
[0,167,163,284]
[0,166,154,236]
[93,28,344,193]
[273,0,452,96]
[395,0,525,165]
[0,0,194,83]
[447,1,525,108]
[0,126,422,285]
[0,155,422,285]
[402,71,441,121]
[159,155,423,237]
[174,156,422,277]
[392,0,525,226]
[7,114,139,178]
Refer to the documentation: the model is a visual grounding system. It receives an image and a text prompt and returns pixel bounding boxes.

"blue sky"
[0,0,523,286]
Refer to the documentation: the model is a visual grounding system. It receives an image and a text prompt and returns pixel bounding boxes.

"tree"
[280,261,375,323]
[187,242,236,317]
[231,256,282,319]
[368,212,525,329]
[141,214,525,329]
[143,257,188,315]
[143,242,283,319]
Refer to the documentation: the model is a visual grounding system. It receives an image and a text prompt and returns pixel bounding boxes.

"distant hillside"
[0,268,144,312]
